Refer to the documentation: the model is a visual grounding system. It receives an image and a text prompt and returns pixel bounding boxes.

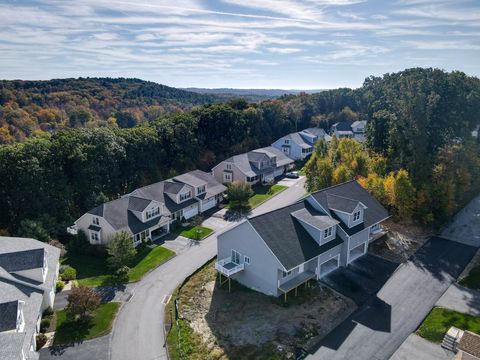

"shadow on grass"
[53,316,93,346]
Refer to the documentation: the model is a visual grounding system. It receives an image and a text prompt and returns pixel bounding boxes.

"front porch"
[278,270,316,302]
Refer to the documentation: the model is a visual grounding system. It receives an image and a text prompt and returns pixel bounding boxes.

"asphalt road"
[308,236,477,360]
[109,177,307,360]
[40,336,110,360]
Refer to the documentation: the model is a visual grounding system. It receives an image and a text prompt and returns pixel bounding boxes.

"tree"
[17,219,50,242]
[190,215,204,240]
[393,170,416,219]
[106,231,137,270]
[65,285,101,320]
[226,181,254,210]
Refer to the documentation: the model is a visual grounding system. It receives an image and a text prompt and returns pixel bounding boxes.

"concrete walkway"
[436,283,480,316]
[390,334,453,360]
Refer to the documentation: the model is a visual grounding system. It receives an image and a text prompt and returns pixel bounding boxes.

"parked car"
[285,171,299,179]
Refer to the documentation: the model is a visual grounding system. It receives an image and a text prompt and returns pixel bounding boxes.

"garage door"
[349,242,367,263]
[183,205,199,220]
[319,256,339,277]
[201,198,216,212]
[273,167,284,177]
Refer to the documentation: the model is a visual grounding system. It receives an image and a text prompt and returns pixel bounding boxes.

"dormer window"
[179,191,191,202]
[197,185,206,195]
[353,211,361,222]
[324,227,333,238]
[146,206,160,220]
[92,217,99,225]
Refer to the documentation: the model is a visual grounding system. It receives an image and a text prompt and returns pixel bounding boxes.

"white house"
[71,170,226,246]
[215,181,389,299]
[271,127,332,161]
[0,237,60,360]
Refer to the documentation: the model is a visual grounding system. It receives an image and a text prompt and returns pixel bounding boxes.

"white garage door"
[183,205,199,220]
[201,198,216,212]
[319,256,339,277]
[349,242,367,263]
[273,167,284,177]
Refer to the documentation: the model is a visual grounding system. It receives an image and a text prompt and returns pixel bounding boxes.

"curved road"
[109,178,306,360]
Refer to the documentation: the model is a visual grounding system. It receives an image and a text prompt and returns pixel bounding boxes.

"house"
[271,127,332,161]
[211,146,294,185]
[215,180,388,299]
[0,237,60,360]
[71,170,226,246]
[331,121,367,142]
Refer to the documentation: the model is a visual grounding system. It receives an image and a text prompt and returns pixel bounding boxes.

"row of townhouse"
[0,237,60,360]
[71,170,227,246]
[215,180,388,299]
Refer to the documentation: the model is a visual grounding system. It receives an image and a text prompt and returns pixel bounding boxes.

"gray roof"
[0,248,44,273]
[332,121,353,132]
[184,170,227,199]
[163,181,187,195]
[311,180,389,232]
[173,172,207,188]
[351,120,367,128]
[327,193,361,214]
[284,132,312,149]
[253,146,294,167]
[127,196,152,212]
[291,208,339,230]
[0,300,18,331]
[0,237,60,360]
[248,201,343,270]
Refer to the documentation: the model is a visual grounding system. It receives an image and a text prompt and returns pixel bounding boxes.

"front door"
[231,249,240,264]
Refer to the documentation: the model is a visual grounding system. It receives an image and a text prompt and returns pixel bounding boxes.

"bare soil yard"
[369,219,435,263]
[174,261,356,360]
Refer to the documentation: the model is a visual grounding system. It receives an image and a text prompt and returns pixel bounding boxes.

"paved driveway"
[40,336,109,360]
[308,236,477,360]
[321,254,398,305]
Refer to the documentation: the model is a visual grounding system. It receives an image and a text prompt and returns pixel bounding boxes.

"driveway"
[308,236,477,360]
[109,180,306,360]
[40,336,109,360]
[321,254,398,306]
[390,334,453,360]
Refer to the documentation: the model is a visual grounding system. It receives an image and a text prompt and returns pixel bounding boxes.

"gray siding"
[217,221,285,296]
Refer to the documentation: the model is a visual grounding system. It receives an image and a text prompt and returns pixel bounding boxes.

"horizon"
[1,1,479,89]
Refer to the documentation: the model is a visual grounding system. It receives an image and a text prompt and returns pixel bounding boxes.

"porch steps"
[442,326,463,352]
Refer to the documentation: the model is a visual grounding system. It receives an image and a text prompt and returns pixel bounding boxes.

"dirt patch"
[369,219,435,263]
[177,261,356,359]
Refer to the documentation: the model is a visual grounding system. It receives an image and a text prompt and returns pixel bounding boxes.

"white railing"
[67,225,78,235]
[215,257,244,276]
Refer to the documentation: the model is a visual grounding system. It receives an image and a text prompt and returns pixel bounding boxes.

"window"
[197,185,206,195]
[285,139,290,144]
[353,211,361,222]
[92,217,99,225]
[226,163,232,170]
[282,270,292,278]
[90,231,100,242]
[179,191,191,202]
[324,227,333,238]
[224,173,232,182]
[231,249,240,264]
[244,256,250,265]
[146,207,160,220]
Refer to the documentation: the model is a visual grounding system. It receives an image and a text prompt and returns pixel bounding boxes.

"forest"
[0,68,479,239]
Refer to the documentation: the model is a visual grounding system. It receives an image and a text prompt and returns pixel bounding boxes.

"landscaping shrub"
[67,231,107,258]
[36,333,48,350]
[40,318,51,333]
[43,307,54,317]
[61,266,77,281]
[115,265,130,282]
[56,280,65,292]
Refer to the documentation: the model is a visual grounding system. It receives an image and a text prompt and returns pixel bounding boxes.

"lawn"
[63,245,175,287]
[54,302,120,345]
[248,184,287,208]
[459,265,480,289]
[172,225,214,240]
[417,307,480,343]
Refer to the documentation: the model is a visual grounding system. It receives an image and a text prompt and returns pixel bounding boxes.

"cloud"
[404,40,480,50]
[266,47,303,54]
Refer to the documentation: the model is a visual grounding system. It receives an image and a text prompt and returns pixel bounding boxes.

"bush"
[67,230,107,258]
[61,266,77,281]
[43,307,54,317]
[40,318,51,333]
[226,181,254,210]
[36,333,48,350]
[115,265,130,282]
[56,280,65,292]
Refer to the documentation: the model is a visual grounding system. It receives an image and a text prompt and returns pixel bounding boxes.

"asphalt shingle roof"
[459,331,480,358]
[291,207,339,230]
[127,196,152,212]
[327,193,361,214]
[0,248,44,272]
[333,121,353,132]
[0,300,18,331]
[248,201,344,270]
[163,181,187,195]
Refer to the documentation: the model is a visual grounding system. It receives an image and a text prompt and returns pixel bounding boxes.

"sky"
[0,0,479,89]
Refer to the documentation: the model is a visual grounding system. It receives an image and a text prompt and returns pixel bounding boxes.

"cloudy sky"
[0,0,479,89]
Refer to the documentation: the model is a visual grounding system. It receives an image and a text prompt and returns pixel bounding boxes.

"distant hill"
[183,87,326,98]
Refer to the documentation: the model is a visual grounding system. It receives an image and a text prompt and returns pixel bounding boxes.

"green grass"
[248,184,287,208]
[54,302,120,345]
[173,225,214,240]
[417,307,480,343]
[63,245,175,287]
[459,265,480,289]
